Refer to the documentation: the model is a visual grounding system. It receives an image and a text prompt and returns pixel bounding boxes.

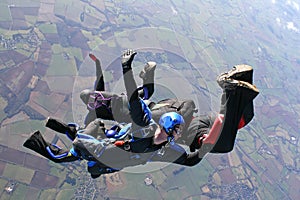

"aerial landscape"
[0,0,299,199]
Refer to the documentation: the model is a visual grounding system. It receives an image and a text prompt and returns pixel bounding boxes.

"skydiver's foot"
[139,61,157,80]
[219,64,253,84]
[121,49,137,70]
[89,53,98,62]
[23,130,41,148]
[23,130,49,156]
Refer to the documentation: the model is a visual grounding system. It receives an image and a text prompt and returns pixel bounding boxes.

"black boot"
[23,131,61,162]
[24,131,79,163]
[23,131,49,155]
[45,117,77,140]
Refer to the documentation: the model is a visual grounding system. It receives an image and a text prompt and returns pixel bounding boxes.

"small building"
[144,177,153,186]
[4,182,15,194]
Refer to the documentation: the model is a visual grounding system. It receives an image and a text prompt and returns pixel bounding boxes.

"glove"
[121,49,137,69]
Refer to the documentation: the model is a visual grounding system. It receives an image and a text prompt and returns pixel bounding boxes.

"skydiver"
[82,53,197,125]
[23,49,259,179]
[46,51,196,138]
[79,53,156,126]
[24,50,201,178]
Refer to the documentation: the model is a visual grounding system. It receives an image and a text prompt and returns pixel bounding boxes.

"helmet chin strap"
[167,135,174,143]
[166,128,174,143]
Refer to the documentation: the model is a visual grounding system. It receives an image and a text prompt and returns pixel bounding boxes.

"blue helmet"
[159,112,185,135]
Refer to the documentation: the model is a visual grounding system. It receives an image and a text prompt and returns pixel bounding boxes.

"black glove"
[121,49,137,69]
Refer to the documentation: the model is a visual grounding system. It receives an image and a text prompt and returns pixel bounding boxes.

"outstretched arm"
[121,50,152,127]
[148,143,203,166]
[121,49,138,103]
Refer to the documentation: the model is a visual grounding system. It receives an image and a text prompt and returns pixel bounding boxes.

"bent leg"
[45,117,77,140]
[218,64,254,129]
[84,110,97,128]
[211,82,259,153]
[138,61,157,100]
[90,54,105,91]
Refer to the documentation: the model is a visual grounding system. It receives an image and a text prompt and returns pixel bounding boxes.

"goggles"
[173,124,184,135]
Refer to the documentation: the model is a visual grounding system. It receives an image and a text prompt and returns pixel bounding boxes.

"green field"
[47,54,77,76]
[8,120,45,135]
[56,189,75,200]
[112,173,161,199]
[10,183,28,200]
[0,3,12,21]
[38,188,58,200]
[3,164,34,184]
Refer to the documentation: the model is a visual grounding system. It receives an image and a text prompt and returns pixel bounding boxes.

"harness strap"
[46,146,71,159]
[88,91,112,110]
[151,103,170,110]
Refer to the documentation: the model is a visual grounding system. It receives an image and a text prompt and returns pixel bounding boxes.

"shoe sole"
[237,80,259,94]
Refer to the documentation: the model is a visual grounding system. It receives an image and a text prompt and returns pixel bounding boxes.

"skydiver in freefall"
[46,51,196,139]
[23,49,259,178]
[79,53,157,126]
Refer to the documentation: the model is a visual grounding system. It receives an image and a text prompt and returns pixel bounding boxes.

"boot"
[23,131,49,155]
[24,131,78,163]
[45,117,77,140]
[89,53,98,62]
[139,61,156,82]
[218,64,253,84]
[23,131,60,161]
[139,61,156,99]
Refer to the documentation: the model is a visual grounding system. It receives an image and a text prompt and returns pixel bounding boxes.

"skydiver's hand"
[121,49,137,68]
